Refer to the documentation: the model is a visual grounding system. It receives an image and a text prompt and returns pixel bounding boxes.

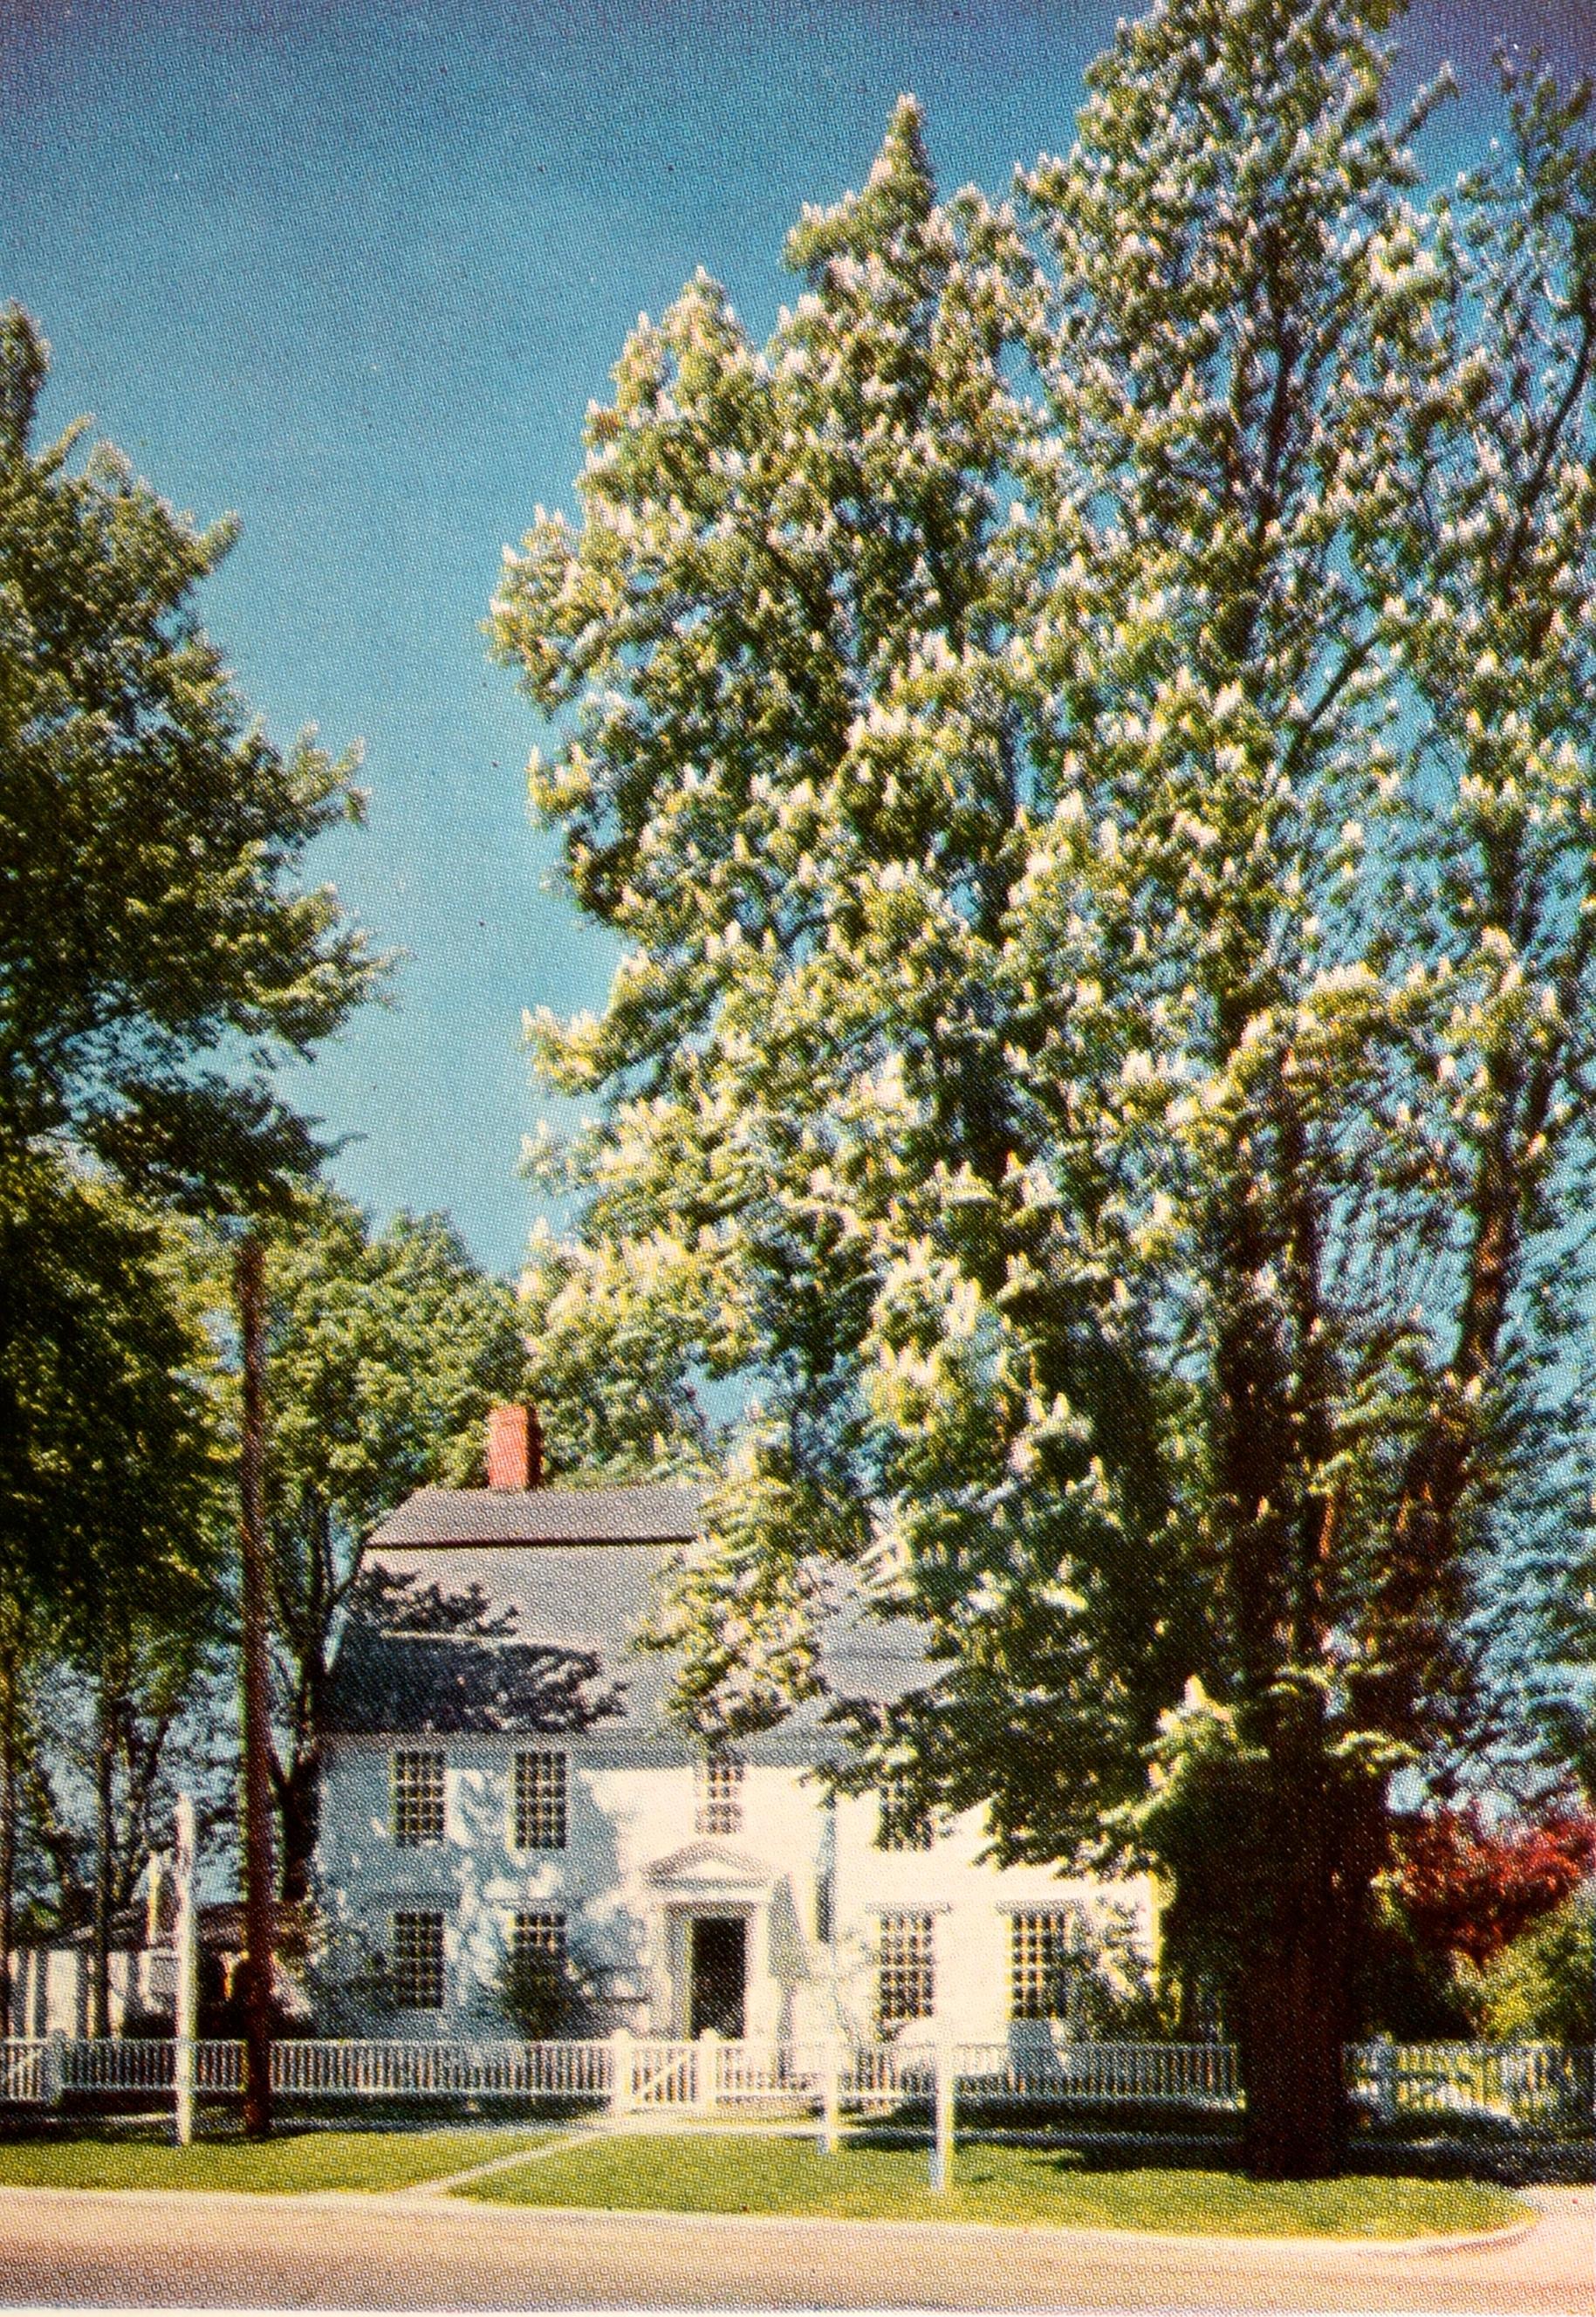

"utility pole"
[236,1230,274,2136]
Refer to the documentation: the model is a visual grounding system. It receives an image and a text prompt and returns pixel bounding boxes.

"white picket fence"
[272,2038,613,2101]
[0,2039,44,2105]
[1346,2040,1596,2129]
[954,2039,1242,2107]
[0,2032,1588,2131]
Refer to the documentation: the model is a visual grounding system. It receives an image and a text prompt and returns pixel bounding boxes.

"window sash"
[392,1910,445,2009]
[877,1910,935,2026]
[511,1750,568,1850]
[511,1909,567,1962]
[391,1749,445,1847]
[1010,1909,1072,2020]
[696,1751,744,1836]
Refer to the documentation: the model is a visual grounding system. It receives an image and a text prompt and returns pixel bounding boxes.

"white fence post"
[695,2028,719,2115]
[172,1793,197,2146]
[608,2026,634,2119]
[929,2027,955,2194]
[41,2030,65,2110]
[819,2035,840,2155]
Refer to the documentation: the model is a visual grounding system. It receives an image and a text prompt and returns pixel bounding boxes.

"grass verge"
[458,2130,1529,2238]
[0,2123,551,2195]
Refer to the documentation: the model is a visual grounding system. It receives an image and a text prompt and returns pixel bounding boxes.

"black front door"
[688,1915,746,2039]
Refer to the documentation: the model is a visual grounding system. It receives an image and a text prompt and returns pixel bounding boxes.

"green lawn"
[0,2122,1534,2236]
[0,2124,551,2195]
[460,2130,1529,2238]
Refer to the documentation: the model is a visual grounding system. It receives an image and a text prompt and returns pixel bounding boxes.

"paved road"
[0,2183,1587,2312]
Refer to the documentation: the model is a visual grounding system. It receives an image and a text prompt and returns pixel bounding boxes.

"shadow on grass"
[0,2095,600,2145]
[849,2106,1594,2189]
[1,2102,1587,2187]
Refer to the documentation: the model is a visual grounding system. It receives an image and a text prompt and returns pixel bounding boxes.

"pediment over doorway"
[644,1840,773,1893]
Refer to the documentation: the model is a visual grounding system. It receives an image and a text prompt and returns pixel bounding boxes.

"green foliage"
[0,1160,232,1991]
[494,0,1596,2170]
[0,302,380,1970]
[264,1195,525,1540]
[1476,1890,1596,2044]
[288,1920,401,2036]
[0,1156,228,1631]
[259,1195,527,1896]
[493,1941,600,2039]
[515,1223,716,1481]
[0,305,379,1210]
[1354,1893,1479,2042]
[1056,1907,1173,2041]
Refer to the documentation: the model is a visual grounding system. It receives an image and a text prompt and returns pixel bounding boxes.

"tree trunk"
[1234,1772,1381,2178]
[275,1751,321,1909]
[89,1682,114,2039]
[237,1230,276,2136]
[1238,1920,1351,2178]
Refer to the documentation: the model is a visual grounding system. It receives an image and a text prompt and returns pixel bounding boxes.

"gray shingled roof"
[324,1620,630,1738]
[329,1480,935,1742]
[366,1483,704,1548]
[330,1539,681,1738]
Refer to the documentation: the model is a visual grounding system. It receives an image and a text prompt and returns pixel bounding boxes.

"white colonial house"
[314,1405,1156,2047]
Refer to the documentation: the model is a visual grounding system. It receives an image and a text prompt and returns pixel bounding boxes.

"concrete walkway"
[0,2180,1586,2311]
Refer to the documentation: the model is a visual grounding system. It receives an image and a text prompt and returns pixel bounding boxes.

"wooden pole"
[236,1231,274,2137]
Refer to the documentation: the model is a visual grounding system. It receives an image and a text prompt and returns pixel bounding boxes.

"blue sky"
[1,0,1587,1274]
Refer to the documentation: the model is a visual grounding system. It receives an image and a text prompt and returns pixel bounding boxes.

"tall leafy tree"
[262,1196,527,1899]
[0,305,378,2057]
[0,306,378,1208]
[493,5,1596,2176]
[0,1165,229,2028]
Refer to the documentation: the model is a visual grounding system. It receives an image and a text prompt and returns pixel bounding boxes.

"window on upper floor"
[392,1910,445,2009]
[391,1748,444,1847]
[1010,1909,1073,2020]
[511,1750,568,1850]
[875,1772,935,1852]
[877,1910,935,2028]
[696,1751,744,1836]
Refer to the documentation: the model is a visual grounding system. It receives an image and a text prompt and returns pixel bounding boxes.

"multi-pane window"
[391,1749,444,1847]
[876,1772,935,1853]
[696,1751,744,1836]
[392,1910,445,2009]
[511,1750,568,1850]
[877,1911,935,2027]
[511,1908,567,1964]
[1010,1909,1073,2020]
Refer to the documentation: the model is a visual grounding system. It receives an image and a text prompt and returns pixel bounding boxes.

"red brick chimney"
[486,1402,544,1490]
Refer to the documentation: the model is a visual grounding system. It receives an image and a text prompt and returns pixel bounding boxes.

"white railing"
[197,2040,243,2094]
[626,2039,698,2108]
[1348,2041,1596,2129]
[59,2036,177,2094]
[1,2033,1588,2130]
[0,2039,44,2103]
[271,2037,612,2101]
[956,2039,1241,2108]
[845,2039,935,2110]
[709,2038,825,2102]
